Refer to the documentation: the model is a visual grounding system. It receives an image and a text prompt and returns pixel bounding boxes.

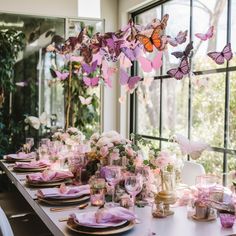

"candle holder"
[153,171,177,218]
[90,178,106,207]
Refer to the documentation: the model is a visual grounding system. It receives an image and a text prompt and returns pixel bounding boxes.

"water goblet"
[125,174,143,211]
[104,166,121,202]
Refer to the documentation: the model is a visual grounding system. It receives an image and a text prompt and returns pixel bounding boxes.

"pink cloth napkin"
[70,207,136,227]
[14,160,50,169]
[6,152,36,160]
[26,170,74,183]
[37,184,90,199]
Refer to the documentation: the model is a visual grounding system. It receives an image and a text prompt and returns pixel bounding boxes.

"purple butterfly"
[171,41,193,59]
[55,71,69,80]
[207,43,233,65]
[120,68,141,90]
[100,48,118,62]
[106,34,124,57]
[167,58,190,80]
[82,61,98,74]
[83,77,99,87]
[167,30,188,47]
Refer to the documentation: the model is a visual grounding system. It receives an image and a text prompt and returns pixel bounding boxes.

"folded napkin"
[6,152,36,160]
[14,160,50,169]
[70,206,136,227]
[26,170,74,183]
[37,184,90,199]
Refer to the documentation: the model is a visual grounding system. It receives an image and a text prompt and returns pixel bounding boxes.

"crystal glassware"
[220,213,235,228]
[104,166,121,202]
[125,174,143,210]
[25,137,34,153]
[90,178,106,206]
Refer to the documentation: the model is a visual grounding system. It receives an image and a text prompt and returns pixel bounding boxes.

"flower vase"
[153,170,177,218]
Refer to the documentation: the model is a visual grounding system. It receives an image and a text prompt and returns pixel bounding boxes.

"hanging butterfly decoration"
[171,41,193,59]
[54,71,69,81]
[167,57,190,80]
[173,134,209,160]
[167,30,188,47]
[138,51,163,73]
[207,43,233,65]
[24,112,48,130]
[120,68,141,91]
[136,14,169,53]
[83,77,99,87]
[195,26,214,41]
[79,96,92,105]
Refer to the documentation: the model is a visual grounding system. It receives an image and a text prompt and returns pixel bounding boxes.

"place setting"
[13,160,51,173]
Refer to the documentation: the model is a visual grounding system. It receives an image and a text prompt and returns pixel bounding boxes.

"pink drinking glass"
[219,213,235,228]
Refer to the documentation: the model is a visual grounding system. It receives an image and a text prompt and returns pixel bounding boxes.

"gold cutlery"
[58,217,68,222]
[50,203,89,212]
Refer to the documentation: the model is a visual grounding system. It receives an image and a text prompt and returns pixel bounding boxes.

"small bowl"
[220,213,235,228]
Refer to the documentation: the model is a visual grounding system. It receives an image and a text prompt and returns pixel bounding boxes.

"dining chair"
[0,207,14,236]
[181,161,205,186]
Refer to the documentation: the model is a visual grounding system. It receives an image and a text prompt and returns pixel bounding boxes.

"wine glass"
[104,166,121,202]
[25,138,34,153]
[125,174,143,211]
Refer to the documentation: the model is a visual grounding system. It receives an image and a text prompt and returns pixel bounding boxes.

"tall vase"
[153,170,177,218]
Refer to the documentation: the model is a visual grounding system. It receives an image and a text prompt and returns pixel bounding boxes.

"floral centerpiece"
[87,130,140,171]
[52,127,85,146]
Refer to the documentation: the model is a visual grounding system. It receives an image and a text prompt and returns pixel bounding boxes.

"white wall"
[0,0,78,18]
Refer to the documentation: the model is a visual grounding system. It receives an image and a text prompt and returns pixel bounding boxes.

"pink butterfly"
[119,52,132,68]
[70,56,83,62]
[195,26,214,41]
[174,134,209,160]
[167,58,190,80]
[55,71,69,80]
[79,96,92,105]
[83,77,99,87]
[207,43,233,65]
[120,68,141,90]
[102,61,117,88]
[167,30,188,47]
[138,51,163,73]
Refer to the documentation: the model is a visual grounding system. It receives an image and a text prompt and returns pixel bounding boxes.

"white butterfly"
[79,96,92,105]
[173,134,209,160]
[25,112,48,130]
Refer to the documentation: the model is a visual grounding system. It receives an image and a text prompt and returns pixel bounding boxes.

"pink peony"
[110,151,120,161]
[125,145,134,157]
[100,146,109,157]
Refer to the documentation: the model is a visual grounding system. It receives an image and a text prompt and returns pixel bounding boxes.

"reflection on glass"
[162,77,188,138]
[137,80,160,136]
[192,73,225,147]
[192,0,227,70]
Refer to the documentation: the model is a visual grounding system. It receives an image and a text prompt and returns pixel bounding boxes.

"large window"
[130,0,236,184]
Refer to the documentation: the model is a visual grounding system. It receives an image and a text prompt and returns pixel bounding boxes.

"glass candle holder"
[90,178,106,206]
[220,213,235,228]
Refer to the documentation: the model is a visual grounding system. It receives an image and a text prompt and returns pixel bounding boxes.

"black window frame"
[130,0,235,185]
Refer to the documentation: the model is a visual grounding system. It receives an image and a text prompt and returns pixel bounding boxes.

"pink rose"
[110,151,120,161]
[100,146,109,157]
[125,146,134,157]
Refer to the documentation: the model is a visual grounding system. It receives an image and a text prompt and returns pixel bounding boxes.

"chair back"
[0,207,14,236]
[181,161,205,186]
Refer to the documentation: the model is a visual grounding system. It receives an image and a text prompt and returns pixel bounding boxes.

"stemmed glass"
[125,174,143,211]
[104,166,121,202]
[25,138,34,153]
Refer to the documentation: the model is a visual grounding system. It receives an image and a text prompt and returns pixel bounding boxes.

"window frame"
[130,0,235,185]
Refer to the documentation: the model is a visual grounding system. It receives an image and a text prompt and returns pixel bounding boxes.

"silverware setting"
[50,203,89,212]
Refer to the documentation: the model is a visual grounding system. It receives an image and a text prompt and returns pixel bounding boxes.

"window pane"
[136,80,160,136]
[229,71,236,149]
[227,154,236,187]
[196,151,223,176]
[162,78,188,138]
[192,0,227,71]
[192,73,225,147]
[163,0,190,74]
[230,0,236,66]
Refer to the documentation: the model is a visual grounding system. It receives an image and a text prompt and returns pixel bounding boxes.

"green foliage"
[0,29,25,156]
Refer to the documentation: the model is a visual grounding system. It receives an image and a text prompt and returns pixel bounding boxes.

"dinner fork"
[50,203,89,212]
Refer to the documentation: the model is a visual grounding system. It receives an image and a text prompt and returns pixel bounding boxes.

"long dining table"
[1,160,236,236]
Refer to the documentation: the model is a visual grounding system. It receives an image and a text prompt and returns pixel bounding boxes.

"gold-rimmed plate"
[38,195,90,206]
[26,178,72,187]
[13,166,48,172]
[66,219,135,235]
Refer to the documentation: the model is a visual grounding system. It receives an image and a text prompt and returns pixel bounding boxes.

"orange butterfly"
[136,27,163,53]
